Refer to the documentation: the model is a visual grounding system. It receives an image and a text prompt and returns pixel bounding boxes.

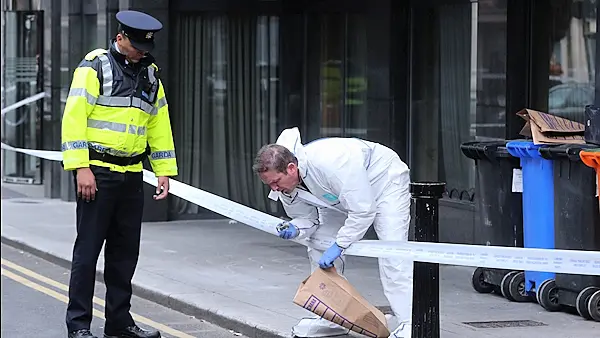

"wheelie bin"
[578,148,600,322]
[538,144,600,321]
[506,140,555,301]
[460,141,526,302]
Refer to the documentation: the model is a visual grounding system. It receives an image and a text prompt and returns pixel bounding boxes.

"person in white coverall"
[252,127,413,338]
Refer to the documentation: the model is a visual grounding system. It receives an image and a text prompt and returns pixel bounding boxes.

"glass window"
[60,0,70,104]
[1,11,44,184]
[475,0,507,141]
[409,0,508,199]
[169,14,281,217]
[305,13,369,141]
[345,14,369,139]
[546,0,596,123]
[319,13,344,138]
[96,0,120,46]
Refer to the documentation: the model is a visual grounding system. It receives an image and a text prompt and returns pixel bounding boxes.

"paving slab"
[1,182,598,338]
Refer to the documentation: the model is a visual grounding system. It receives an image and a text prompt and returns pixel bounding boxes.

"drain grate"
[463,320,547,329]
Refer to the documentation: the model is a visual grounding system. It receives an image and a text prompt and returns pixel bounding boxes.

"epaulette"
[84,48,108,61]
[150,63,162,81]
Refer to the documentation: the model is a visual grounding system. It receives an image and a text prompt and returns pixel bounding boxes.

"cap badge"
[145,32,153,39]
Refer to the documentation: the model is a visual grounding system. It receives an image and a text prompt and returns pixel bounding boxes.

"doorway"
[1,10,44,184]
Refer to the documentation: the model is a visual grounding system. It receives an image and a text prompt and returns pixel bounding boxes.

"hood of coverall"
[275,127,309,182]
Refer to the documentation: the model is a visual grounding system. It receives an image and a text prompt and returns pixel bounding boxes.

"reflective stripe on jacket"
[61,42,178,176]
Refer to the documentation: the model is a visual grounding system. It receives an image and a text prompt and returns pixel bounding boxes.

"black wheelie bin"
[538,143,600,322]
[460,140,525,301]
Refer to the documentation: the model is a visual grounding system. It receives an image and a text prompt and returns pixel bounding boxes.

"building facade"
[2,0,598,243]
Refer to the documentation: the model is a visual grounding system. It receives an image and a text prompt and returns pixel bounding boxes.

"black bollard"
[410,182,446,338]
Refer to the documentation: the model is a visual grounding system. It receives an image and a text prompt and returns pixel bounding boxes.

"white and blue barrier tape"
[2,142,599,276]
[1,92,48,116]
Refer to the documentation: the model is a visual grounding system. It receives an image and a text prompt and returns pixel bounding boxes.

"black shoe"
[69,329,98,338]
[103,325,161,338]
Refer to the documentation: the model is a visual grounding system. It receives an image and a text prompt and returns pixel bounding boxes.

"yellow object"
[61,48,178,176]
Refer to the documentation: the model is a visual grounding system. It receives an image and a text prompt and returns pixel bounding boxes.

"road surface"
[1,243,248,338]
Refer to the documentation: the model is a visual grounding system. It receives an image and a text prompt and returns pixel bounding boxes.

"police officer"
[62,10,178,338]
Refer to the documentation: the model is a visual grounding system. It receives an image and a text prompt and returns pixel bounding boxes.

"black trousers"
[66,165,144,333]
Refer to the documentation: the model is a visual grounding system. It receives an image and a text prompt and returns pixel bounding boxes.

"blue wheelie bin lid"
[506,140,543,159]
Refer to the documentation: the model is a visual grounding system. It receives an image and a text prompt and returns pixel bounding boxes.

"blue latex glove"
[276,221,299,239]
[319,243,344,269]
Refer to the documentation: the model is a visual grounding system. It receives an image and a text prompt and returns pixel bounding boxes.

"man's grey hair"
[252,144,298,174]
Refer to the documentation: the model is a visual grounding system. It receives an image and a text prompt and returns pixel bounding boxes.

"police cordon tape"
[2,142,600,276]
[1,92,48,116]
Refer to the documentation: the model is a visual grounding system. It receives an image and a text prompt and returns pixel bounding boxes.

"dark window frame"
[506,0,599,137]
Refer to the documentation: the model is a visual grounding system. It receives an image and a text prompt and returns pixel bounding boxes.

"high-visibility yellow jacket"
[61,42,178,177]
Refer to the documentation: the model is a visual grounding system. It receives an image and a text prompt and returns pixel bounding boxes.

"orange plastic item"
[580,149,600,200]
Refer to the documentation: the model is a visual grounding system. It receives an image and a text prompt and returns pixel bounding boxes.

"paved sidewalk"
[1,183,598,338]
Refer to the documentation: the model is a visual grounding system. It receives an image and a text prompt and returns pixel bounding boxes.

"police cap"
[116,10,162,53]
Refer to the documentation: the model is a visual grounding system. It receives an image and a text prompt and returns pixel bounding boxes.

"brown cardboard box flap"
[517,108,585,144]
[293,267,390,338]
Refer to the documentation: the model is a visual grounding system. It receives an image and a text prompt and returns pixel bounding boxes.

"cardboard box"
[293,267,390,338]
[517,109,585,145]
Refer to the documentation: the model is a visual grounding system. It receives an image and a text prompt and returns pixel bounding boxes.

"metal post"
[410,182,445,338]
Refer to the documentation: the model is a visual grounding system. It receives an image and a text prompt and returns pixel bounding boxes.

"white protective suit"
[267,128,413,338]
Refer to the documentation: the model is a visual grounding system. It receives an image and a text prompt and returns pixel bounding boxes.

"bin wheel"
[587,290,600,322]
[576,286,599,320]
[537,279,562,312]
[535,279,545,304]
[471,267,495,294]
[535,279,554,305]
[500,271,518,301]
[507,272,532,302]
